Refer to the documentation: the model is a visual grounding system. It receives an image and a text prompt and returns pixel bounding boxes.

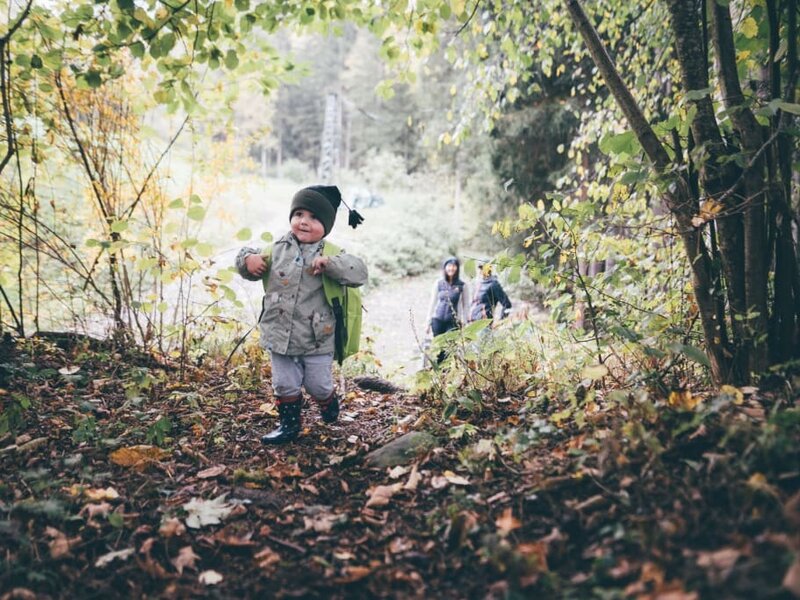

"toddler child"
[235,185,367,444]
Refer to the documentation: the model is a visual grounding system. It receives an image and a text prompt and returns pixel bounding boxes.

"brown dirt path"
[360,272,437,381]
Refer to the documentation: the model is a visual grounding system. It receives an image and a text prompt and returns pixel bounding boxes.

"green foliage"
[486,186,707,389]
[145,416,173,446]
[363,189,459,281]
[340,335,382,378]
[0,393,32,436]
[71,415,98,444]
[278,158,315,184]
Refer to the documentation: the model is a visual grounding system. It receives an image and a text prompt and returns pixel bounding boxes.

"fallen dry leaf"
[159,517,186,538]
[139,537,156,555]
[81,502,112,522]
[517,541,549,572]
[403,464,421,491]
[719,384,744,405]
[783,556,800,597]
[299,482,319,495]
[183,494,234,529]
[443,470,470,486]
[334,565,372,584]
[258,402,277,415]
[63,485,119,501]
[171,546,200,574]
[85,487,120,501]
[389,537,415,554]
[45,527,78,560]
[95,548,135,568]
[668,390,700,410]
[197,465,226,479]
[254,547,281,570]
[495,508,522,536]
[430,475,449,489]
[267,464,304,479]
[110,445,169,470]
[213,526,256,547]
[198,570,223,585]
[303,512,342,533]
[696,547,741,579]
[365,483,403,508]
[388,465,409,479]
[747,473,781,498]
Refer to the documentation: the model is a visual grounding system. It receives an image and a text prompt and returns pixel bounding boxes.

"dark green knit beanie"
[289,185,341,236]
[289,185,365,236]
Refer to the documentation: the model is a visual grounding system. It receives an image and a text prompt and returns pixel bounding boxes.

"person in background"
[469,263,512,323]
[426,256,470,364]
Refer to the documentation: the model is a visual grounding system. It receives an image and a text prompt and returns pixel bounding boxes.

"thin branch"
[452,0,481,37]
[123,114,189,219]
[0,0,34,44]
[0,284,22,334]
[53,72,109,220]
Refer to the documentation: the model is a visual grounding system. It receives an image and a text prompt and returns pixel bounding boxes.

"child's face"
[290,208,325,243]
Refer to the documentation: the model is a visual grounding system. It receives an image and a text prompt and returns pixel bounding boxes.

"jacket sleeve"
[325,252,368,287]
[495,282,512,316]
[458,282,471,323]
[426,281,439,324]
[235,246,263,281]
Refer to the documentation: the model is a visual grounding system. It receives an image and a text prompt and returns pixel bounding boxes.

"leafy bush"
[277,158,314,184]
[362,192,458,281]
[357,150,410,191]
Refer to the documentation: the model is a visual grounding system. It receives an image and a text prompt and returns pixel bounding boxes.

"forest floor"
[1,338,799,599]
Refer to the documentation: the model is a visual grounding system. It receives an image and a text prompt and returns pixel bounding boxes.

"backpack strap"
[260,246,273,292]
[320,242,347,364]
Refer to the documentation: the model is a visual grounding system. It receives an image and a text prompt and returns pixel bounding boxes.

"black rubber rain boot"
[261,399,302,444]
[317,393,340,424]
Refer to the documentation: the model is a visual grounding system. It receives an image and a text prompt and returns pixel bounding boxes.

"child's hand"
[245,254,268,277]
[309,256,330,276]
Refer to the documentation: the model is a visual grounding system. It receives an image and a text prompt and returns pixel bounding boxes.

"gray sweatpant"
[270,352,335,400]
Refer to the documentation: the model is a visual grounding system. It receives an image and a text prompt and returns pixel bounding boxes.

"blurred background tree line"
[1,0,797,385]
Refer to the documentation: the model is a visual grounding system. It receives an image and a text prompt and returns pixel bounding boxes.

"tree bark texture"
[666,0,749,382]
[709,0,769,373]
[564,0,730,383]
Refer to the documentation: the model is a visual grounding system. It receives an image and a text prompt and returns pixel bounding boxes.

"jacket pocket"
[311,309,335,345]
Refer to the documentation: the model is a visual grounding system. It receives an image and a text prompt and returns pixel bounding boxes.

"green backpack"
[261,241,362,365]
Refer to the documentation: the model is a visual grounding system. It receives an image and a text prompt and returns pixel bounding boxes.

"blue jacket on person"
[469,275,512,321]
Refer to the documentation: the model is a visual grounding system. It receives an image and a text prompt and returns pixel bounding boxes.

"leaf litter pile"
[1,339,799,598]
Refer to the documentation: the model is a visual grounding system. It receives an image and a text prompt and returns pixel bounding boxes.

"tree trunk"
[563,0,731,383]
[710,0,770,374]
[666,0,749,382]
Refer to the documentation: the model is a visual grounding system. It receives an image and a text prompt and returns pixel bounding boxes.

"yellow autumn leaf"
[85,486,120,501]
[741,16,758,39]
[720,384,744,405]
[668,390,700,410]
[110,445,169,470]
[747,472,780,497]
[702,199,723,215]
[450,0,466,17]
